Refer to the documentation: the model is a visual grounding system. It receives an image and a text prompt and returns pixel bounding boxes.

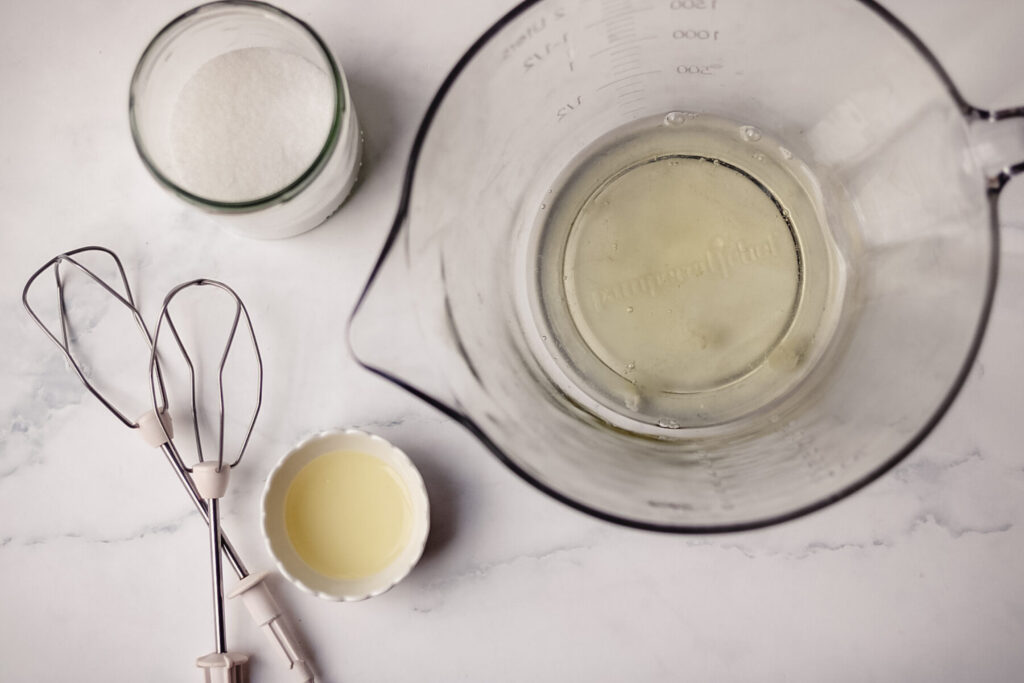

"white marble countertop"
[3,1,1024,681]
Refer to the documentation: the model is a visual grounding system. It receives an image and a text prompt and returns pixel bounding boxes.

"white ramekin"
[261,428,429,601]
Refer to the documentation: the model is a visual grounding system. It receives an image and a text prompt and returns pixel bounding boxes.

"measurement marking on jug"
[556,95,583,122]
[676,64,722,76]
[611,51,640,64]
[670,0,718,9]
[588,8,634,25]
[586,4,654,28]
[597,70,661,90]
[612,62,643,76]
[499,8,568,62]
[672,29,720,40]
[612,67,643,78]
[522,33,571,72]
[608,44,642,57]
[604,16,635,31]
[599,0,632,14]
[589,35,657,57]
[608,28,637,43]
[610,48,640,61]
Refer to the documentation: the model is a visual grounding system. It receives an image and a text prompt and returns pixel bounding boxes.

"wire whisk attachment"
[149,278,263,680]
[149,278,263,474]
[23,247,313,682]
[22,245,168,428]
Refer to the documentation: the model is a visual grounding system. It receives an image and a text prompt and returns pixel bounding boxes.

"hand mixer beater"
[22,247,314,682]
[149,278,261,683]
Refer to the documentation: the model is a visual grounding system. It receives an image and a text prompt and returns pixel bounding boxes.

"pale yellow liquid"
[533,113,844,428]
[284,450,413,580]
[566,156,800,393]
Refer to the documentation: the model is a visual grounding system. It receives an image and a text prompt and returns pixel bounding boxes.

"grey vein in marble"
[1,510,195,550]
[411,543,592,613]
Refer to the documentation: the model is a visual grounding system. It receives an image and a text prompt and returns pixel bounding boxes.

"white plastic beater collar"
[137,409,173,447]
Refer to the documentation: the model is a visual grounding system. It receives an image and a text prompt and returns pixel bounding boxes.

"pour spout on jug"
[348,218,471,425]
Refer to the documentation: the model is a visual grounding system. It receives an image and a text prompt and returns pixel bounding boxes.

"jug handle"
[966,106,1024,194]
[860,0,1024,191]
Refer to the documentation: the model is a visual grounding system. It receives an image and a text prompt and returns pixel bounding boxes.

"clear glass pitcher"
[350,0,1024,531]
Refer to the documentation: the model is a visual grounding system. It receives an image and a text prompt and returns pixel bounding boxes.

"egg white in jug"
[531,113,847,429]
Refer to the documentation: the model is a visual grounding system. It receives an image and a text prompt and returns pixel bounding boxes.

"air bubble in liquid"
[623,385,641,411]
[663,111,689,126]
[741,125,762,142]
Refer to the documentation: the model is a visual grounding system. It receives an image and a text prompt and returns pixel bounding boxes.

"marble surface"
[3,1,1024,681]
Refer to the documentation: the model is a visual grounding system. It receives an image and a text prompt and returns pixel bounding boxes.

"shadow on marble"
[337,67,406,212]
[404,452,460,568]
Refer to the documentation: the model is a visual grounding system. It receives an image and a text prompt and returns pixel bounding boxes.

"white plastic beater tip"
[228,571,315,682]
[196,651,249,683]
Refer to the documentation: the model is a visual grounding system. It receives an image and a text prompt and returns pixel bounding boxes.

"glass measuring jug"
[350,0,1024,531]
